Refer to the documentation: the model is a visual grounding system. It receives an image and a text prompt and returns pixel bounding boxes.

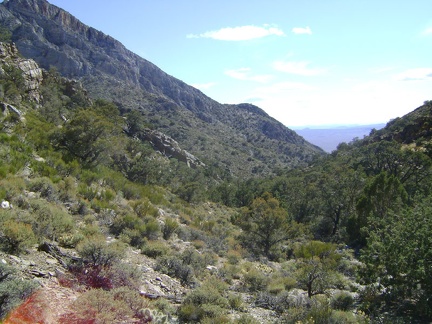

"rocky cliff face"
[0,0,325,176]
[0,42,43,102]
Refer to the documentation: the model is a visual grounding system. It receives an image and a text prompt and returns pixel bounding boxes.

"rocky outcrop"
[0,42,43,102]
[141,129,205,169]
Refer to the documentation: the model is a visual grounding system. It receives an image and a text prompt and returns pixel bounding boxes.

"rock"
[46,258,58,265]
[0,43,43,102]
[160,282,169,291]
[1,200,10,209]
[140,129,205,169]
[29,269,49,278]
[9,255,21,263]
[206,265,218,272]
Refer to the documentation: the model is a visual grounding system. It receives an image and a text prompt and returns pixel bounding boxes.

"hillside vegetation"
[1,39,432,323]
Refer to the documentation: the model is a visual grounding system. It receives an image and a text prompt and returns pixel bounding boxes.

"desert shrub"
[255,291,292,314]
[77,182,98,201]
[152,298,176,317]
[280,300,333,324]
[330,291,355,311]
[162,217,179,240]
[61,287,156,323]
[328,310,368,323]
[0,176,26,201]
[28,177,58,201]
[132,197,159,218]
[111,213,160,244]
[0,263,39,319]
[233,314,260,324]
[178,278,229,323]
[57,176,77,202]
[29,199,74,241]
[181,247,206,269]
[141,240,170,258]
[243,268,269,292]
[155,255,195,287]
[60,288,134,324]
[227,293,243,310]
[76,236,125,267]
[0,219,36,254]
[69,264,113,290]
[267,275,297,295]
[119,227,146,247]
[218,263,241,283]
[226,249,242,265]
[105,263,142,290]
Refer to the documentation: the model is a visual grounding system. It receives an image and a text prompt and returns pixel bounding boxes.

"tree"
[55,107,120,165]
[235,192,291,260]
[294,240,341,298]
[361,197,432,320]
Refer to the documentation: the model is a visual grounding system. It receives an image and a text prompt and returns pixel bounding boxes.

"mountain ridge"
[0,0,324,177]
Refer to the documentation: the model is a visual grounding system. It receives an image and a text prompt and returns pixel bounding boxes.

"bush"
[0,219,36,254]
[155,255,195,287]
[243,268,268,292]
[76,236,125,267]
[178,279,229,322]
[60,287,156,323]
[28,177,58,201]
[141,240,170,258]
[330,291,355,311]
[0,263,39,319]
[30,199,75,241]
[162,217,179,240]
[60,288,148,324]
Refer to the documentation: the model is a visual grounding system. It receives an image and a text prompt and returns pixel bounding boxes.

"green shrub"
[228,293,243,310]
[233,314,260,324]
[0,219,36,254]
[57,176,77,202]
[267,275,297,295]
[28,177,58,201]
[243,268,268,292]
[178,279,229,322]
[330,291,355,311]
[141,240,170,258]
[76,236,125,267]
[155,255,195,286]
[132,197,158,218]
[30,199,74,241]
[0,263,39,319]
[73,289,131,322]
[162,217,179,240]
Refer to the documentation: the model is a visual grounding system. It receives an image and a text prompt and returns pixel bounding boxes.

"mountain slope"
[365,101,432,148]
[0,0,324,177]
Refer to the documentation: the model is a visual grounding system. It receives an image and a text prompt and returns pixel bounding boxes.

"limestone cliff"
[0,42,43,102]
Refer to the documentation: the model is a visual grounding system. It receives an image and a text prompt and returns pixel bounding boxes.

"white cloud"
[272,60,326,76]
[225,68,273,83]
[422,27,432,35]
[292,26,312,35]
[187,25,285,41]
[256,81,315,94]
[192,82,217,90]
[394,68,432,81]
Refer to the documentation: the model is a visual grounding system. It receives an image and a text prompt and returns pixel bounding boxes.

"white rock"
[1,200,10,209]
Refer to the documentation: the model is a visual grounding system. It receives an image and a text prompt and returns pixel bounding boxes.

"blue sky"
[46,0,432,127]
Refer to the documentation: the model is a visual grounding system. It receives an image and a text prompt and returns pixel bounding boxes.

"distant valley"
[294,124,386,152]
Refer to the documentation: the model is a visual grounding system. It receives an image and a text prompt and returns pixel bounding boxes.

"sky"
[44,0,432,127]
